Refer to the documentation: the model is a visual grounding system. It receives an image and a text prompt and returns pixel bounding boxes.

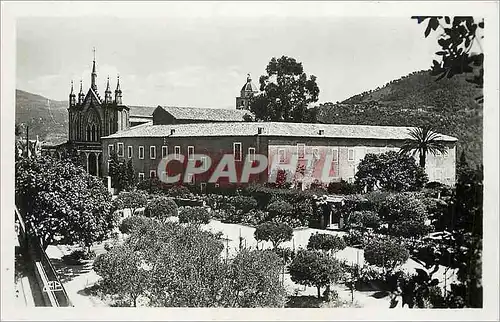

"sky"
[16,5,443,109]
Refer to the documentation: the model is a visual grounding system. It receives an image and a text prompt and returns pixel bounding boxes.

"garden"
[15,149,483,308]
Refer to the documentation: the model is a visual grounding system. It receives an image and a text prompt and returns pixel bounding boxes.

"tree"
[307,233,346,254]
[108,151,135,191]
[411,16,484,103]
[266,200,294,221]
[254,222,293,249]
[364,237,409,273]
[114,191,148,216]
[250,56,320,122]
[223,250,287,307]
[399,126,448,168]
[93,244,151,307]
[126,159,136,189]
[178,206,211,225]
[15,155,114,250]
[289,250,344,299]
[15,156,114,249]
[355,151,428,192]
[145,196,178,221]
[379,192,430,238]
[130,221,226,307]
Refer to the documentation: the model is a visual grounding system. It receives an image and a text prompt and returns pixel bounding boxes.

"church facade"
[44,54,129,176]
[43,54,253,176]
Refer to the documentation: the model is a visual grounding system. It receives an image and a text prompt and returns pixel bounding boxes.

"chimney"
[257,127,264,135]
[318,129,325,135]
[170,129,175,135]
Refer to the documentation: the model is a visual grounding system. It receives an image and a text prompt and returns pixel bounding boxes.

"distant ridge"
[15,89,68,145]
[315,70,483,167]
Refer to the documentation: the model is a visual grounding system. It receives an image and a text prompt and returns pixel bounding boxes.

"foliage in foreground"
[15,155,114,250]
[94,221,286,307]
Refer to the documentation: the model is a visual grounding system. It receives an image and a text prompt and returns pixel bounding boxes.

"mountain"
[316,70,483,167]
[15,89,68,145]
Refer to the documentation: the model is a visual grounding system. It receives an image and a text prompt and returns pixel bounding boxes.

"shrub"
[266,200,294,220]
[346,211,380,230]
[136,177,165,195]
[113,191,148,214]
[231,195,258,213]
[273,247,296,264]
[145,196,178,220]
[343,229,364,247]
[254,222,293,249]
[178,206,211,225]
[241,209,268,226]
[164,185,192,198]
[119,215,152,234]
[364,237,409,272]
[307,233,346,253]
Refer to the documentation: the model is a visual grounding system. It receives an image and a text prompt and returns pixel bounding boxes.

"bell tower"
[236,73,258,110]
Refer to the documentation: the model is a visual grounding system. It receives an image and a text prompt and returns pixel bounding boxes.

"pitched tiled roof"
[130,116,153,123]
[128,105,157,117]
[102,122,458,142]
[156,105,251,122]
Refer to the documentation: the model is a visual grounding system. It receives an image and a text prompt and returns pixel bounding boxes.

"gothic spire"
[115,75,121,92]
[114,74,122,105]
[69,80,76,107]
[91,47,97,91]
[105,75,111,92]
[78,79,84,104]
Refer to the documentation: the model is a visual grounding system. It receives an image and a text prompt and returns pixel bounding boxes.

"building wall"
[102,135,456,187]
[267,137,456,187]
[101,135,263,184]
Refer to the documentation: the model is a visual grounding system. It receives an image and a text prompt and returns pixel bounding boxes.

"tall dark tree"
[250,56,319,122]
[109,152,136,191]
[400,126,448,168]
[412,16,484,103]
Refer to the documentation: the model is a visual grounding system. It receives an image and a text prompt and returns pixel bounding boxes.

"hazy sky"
[16,8,442,109]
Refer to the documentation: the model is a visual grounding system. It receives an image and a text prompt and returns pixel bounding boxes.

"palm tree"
[400,126,448,168]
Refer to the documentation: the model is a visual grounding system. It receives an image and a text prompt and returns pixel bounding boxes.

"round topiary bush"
[307,233,346,253]
[145,196,178,221]
[178,206,211,225]
[364,237,410,272]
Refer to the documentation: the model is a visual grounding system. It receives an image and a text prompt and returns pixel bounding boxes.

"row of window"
[108,142,448,163]
[109,142,255,162]
[277,146,384,164]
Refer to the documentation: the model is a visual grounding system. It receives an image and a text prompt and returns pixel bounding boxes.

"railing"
[15,206,73,307]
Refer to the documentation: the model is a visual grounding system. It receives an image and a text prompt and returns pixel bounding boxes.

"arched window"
[86,125,91,141]
[91,124,96,141]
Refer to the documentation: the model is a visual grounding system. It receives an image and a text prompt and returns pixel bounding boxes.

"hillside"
[16,89,68,145]
[316,70,483,167]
